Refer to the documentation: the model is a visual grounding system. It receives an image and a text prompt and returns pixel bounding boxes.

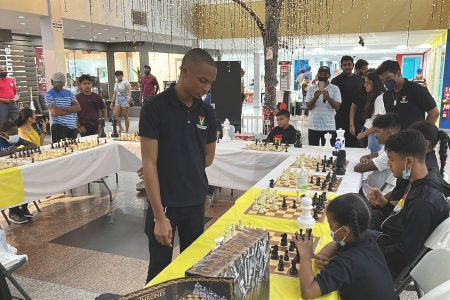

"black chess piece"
[292,199,297,209]
[18,151,22,158]
[289,259,298,275]
[313,208,319,220]
[334,150,346,175]
[315,162,320,172]
[321,164,326,172]
[271,245,279,260]
[97,137,100,144]
[299,229,303,239]
[285,145,288,152]
[312,192,318,202]
[294,130,303,148]
[71,147,74,153]
[282,197,288,208]
[283,250,289,261]
[321,181,327,191]
[111,119,119,138]
[322,192,327,202]
[326,172,331,181]
[269,179,274,188]
[280,233,288,246]
[289,239,295,252]
[315,177,321,186]
[307,228,313,240]
[277,255,285,271]
[98,118,106,138]
[51,143,54,149]
[31,157,35,163]
[310,176,314,184]
[9,153,12,158]
[104,139,107,144]
[295,249,300,263]
[328,181,334,192]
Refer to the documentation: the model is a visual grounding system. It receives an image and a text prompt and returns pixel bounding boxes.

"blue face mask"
[384,79,397,91]
[402,159,412,180]
[7,135,19,144]
[330,226,348,247]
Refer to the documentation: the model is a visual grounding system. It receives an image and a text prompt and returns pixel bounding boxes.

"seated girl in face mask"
[0,120,35,224]
[295,193,395,300]
[16,108,49,147]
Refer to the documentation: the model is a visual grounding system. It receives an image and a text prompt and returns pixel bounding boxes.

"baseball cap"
[318,66,331,75]
[51,72,66,86]
[417,68,423,73]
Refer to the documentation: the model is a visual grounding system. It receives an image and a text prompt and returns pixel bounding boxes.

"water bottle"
[296,163,309,193]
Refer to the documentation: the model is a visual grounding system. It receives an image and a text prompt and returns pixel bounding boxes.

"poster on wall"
[294,60,309,91]
[439,29,450,130]
[34,47,47,95]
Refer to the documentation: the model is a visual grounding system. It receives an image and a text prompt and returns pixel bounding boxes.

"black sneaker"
[22,208,33,218]
[9,214,28,224]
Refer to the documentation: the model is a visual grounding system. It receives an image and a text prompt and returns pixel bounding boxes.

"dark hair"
[410,121,449,175]
[276,109,290,118]
[372,113,401,131]
[0,121,18,133]
[376,60,401,75]
[341,55,354,64]
[114,70,123,76]
[355,59,369,70]
[385,129,428,161]
[78,74,92,84]
[363,69,384,119]
[182,48,216,68]
[16,108,34,127]
[327,193,370,240]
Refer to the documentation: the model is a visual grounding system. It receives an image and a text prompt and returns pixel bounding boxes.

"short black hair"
[114,70,123,76]
[385,129,428,161]
[355,59,368,70]
[341,55,354,64]
[0,121,18,133]
[327,193,370,240]
[372,113,401,131]
[276,109,290,118]
[78,74,92,84]
[376,60,401,75]
[182,48,216,68]
[16,108,34,127]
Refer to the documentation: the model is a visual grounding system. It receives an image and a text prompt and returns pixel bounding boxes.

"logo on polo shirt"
[400,96,408,104]
[197,115,207,130]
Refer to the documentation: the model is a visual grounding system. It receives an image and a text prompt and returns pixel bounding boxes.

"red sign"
[34,47,47,94]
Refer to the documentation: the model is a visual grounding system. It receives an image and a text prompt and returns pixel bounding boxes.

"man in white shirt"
[354,113,401,199]
[305,66,342,146]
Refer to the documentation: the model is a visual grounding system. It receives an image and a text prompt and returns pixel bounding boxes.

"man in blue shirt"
[45,72,81,143]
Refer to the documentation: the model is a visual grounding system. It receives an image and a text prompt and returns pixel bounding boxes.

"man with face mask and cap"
[140,65,160,104]
[305,66,342,146]
[376,60,438,129]
[0,65,19,123]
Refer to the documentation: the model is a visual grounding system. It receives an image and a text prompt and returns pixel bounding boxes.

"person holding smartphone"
[305,66,342,146]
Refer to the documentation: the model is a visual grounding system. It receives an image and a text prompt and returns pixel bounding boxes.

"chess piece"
[238,219,244,230]
[336,128,346,149]
[322,132,333,150]
[295,249,300,263]
[269,179,274,188]
[222,118,231,142]
[224,229,231,242]
[313,208,319,220]
[328,181,334,192]
[294,130,303,148]
[315,162,320,172]
[98,118,106,138]
[292,199,297,209]
[289,259,298,275]
[334,150,347,175]
[281,197,287,208]
[310,176,314,184]
[271,245,279,260]
[289,239,296,252]
[321,181,327,191]
[315,177,321,186]
[285,145,288,152]
[280,233,288,246]
[321,164,326,173]
[277,255,285,271]
[111,119,119,138]
[297,195,316,229]
[258,205,266,214]
[283,250,289,261]
[31,157,35,163]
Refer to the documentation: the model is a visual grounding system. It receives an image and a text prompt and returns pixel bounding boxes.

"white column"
[253,51,263,109]
[40,0,66,87]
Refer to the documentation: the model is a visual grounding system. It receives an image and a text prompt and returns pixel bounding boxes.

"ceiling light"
[80,25,87,28]
[416,43,431,49]
[97,32,103,35]
[124,31,129,34]
[25,32,30,35]
[18,16,25,19]
[19,22,26,25]
[104,28,109,31]
[396,45,408,49]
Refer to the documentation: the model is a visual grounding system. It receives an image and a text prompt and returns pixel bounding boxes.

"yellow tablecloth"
[0,167,25,208]
[147,188,339,300]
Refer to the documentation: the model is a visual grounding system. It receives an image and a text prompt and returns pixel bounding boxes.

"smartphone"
[318,81,324,92]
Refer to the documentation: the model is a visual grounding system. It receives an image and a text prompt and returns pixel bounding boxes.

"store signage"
[51,19,63,32]
[34,47,47,94]
[1,45,13,76]
[279,61,292,91]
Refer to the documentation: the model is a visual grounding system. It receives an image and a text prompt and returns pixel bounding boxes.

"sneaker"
[22,208,33,218]
[136,180,145,192]
[9,214,28,224]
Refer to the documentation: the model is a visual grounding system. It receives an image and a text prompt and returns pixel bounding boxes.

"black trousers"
[145,204,205,283]
[51,124,78,143]
[308,129,337,147]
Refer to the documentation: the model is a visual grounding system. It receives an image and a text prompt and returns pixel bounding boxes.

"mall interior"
[0,1,449,300]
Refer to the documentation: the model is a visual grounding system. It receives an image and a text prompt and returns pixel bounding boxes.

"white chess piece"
[238,219,244,230]
[336,128,346,149]
[297,195,316,229]
[222,118,231,142]
[323,132,333,150]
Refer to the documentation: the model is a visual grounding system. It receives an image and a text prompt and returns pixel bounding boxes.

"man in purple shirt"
[76,75,107,136]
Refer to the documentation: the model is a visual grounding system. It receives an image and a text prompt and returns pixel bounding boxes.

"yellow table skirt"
[147,188,339,300]
[0,167,25,209]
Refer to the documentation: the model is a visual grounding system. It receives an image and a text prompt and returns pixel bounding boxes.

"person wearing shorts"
[112,70,131,133]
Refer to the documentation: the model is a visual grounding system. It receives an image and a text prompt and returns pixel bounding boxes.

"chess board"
[243,144,289,152]
[244,194,325,222]
[291,159,349,173]
[116,133,140,142]
[275,175,343,193]
[268,230,320,278]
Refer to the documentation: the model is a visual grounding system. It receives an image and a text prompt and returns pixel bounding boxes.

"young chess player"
[369,130,449,278]
[139,48,217,283]
[265,110,297,144]
[295,193,395,300]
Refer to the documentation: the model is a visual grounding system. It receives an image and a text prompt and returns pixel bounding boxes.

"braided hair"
[326,193,370,240]
[410,121,449,175]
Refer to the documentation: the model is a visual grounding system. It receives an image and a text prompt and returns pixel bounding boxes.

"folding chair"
[394,216,450,296]
[0,253,30,300]
[419,280,450,300]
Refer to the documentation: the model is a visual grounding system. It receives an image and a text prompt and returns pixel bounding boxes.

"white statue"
[297,195,316,229]
[323,132,333,150]
[336,128,346,150]
[222,118,231,142]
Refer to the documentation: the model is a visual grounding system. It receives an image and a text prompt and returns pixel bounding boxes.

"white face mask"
[7,135,19,144]
[330,226,349,247]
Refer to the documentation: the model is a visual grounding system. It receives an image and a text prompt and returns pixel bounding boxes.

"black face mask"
[318,76,329,82]
[144,70,150,75]
[0,72,7,78]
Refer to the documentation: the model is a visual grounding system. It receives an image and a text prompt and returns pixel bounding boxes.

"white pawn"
[222,118,231,142]
[238,219,244,230]
[297,195,316,229]
[323,132,333,150]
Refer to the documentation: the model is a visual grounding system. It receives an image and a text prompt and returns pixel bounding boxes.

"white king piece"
[222,118,231,142]
[297,195,316,229]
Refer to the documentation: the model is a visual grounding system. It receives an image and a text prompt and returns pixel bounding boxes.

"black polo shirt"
[315,234,395,300]
[266,124,297,144]
[383,79,436,129]
[139,87,217,207]
[331,73,363,130]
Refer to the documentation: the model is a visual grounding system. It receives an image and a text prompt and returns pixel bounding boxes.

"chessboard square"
[265,212,276,216]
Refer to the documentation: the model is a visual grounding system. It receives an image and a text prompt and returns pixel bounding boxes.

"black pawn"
[289,239,295,252]
[282,197,288,208]
[280,233,288,246]
[292,199,297,209]
[321,164,326,172]
[269,179,274,188]
[310,176,314,184]
[315,177,321,186]
[295,249,300,263]
[31,157,35,163]
[283,250,289,261]
[271,245,279,260]
[285,146,288,153]
[277,255,285,271]
[289,259,298,275]
[321,181,327,191]
[315,162,320,172]
[51,143,54,149]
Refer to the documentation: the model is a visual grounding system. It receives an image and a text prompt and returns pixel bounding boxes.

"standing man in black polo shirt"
[376,60,439,129]
[331,56,364,147]
[139,48,217,283]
